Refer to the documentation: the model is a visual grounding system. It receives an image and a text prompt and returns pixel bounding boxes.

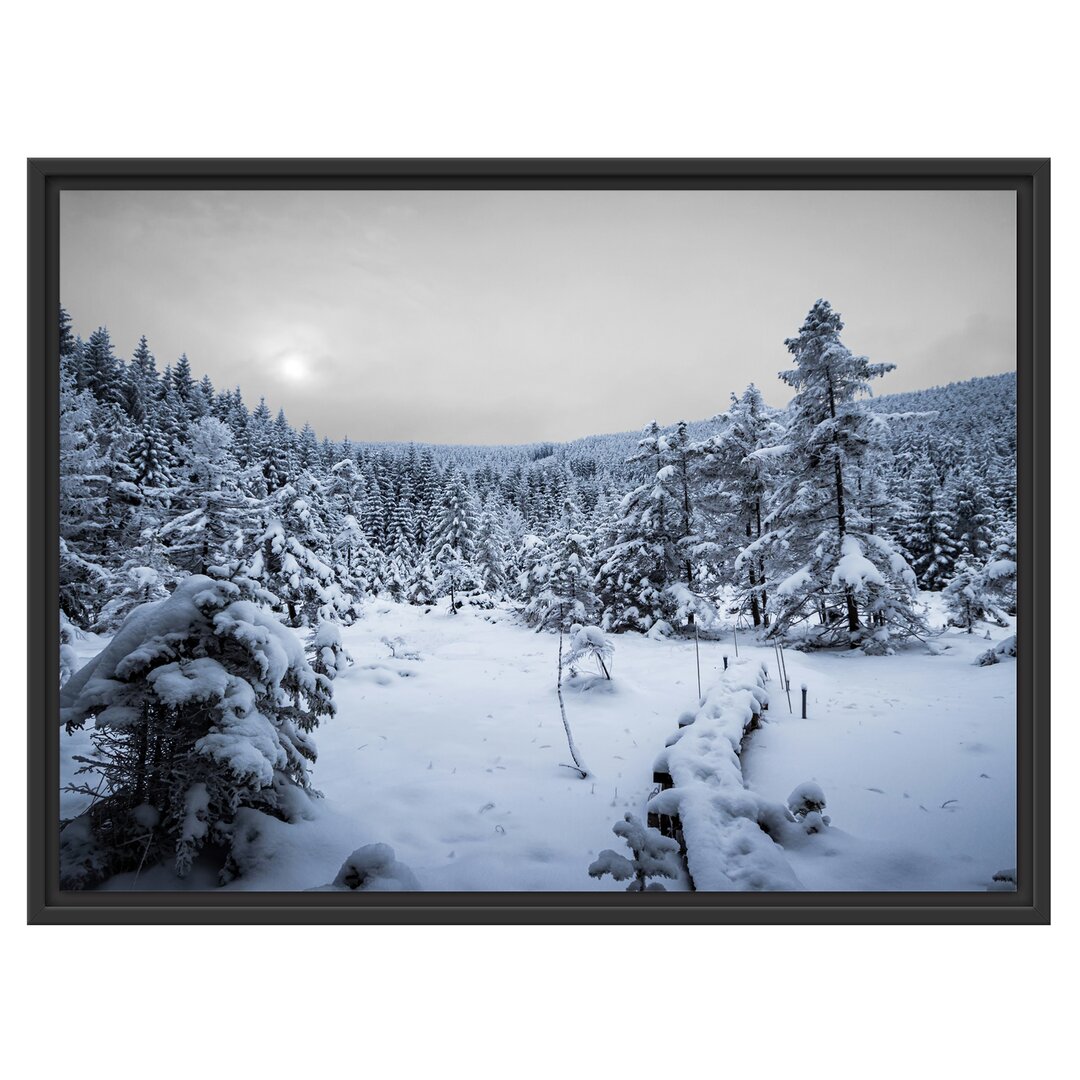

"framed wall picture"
[27,158,1049,924]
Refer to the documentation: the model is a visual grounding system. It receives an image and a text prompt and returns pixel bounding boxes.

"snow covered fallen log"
[647,658,803,891]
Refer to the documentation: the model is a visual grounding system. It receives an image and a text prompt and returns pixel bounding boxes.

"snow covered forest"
[58,299,1018,893]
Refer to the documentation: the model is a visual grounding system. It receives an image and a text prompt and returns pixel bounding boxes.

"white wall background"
[2,3,1070,1078]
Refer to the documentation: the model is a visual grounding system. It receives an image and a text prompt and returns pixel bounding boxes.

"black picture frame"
[28,158,1050,925]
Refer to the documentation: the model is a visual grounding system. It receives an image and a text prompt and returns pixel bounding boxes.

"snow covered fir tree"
[56,298,1019,892]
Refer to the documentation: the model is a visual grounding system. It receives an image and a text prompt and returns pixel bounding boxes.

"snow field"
[60,594,1015,892]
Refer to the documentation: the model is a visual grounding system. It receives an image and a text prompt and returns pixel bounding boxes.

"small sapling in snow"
[562,623,614,680]
[588,813,682,891]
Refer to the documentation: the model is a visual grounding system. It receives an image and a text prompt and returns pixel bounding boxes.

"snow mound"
[312,844,421,892]
[787,781,827,817]
[975,634,1017,667]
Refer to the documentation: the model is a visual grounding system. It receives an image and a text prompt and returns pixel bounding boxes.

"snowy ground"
[60,596,1016,892]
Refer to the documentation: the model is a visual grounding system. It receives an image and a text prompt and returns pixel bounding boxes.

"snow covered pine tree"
[59,574,334,888]
[761,299,927,651]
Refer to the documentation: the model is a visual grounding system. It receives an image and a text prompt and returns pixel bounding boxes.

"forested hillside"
[60,305,1016,639]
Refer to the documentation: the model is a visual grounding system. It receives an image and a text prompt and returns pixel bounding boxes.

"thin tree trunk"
[828,381,860,638]
[556,622,588,778]
[747,519,761,627]
[755,498,768,625]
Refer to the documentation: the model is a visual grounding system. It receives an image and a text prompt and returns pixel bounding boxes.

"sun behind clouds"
[277,351,311,383]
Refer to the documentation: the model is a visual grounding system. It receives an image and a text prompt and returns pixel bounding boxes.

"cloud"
[61,188,1016,444]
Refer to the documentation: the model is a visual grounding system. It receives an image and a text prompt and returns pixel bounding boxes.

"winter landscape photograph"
[56,187,1018,895]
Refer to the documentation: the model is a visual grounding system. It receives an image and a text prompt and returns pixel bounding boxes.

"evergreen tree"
[244,473,354,627]
[594,423,685,632]
[405,557,437,606]
[950,466,995,560]
[129,421,175,496]
[59,305,76,359]
[196,373,216,418]
[588,813,681,891]
[59,367,111,625]
[267,408,296,489]
[942,556,1007,632]
[432,473,479,612]
[388,475,418,566]
[691,385,782,627]
[523,494,596,631]
[124,335,159,424]
[384,556,407,601]
[59,574,334,888]
[474,497,510,596]
[159,416,254,575]
[309,619,352,681]
[762,299,924,648]
[80,326,124,405]
[905,460,960,591]
[297,422,320,473]
[170,353,197,419]
[91,546,173,633]
[984,525,1017,615]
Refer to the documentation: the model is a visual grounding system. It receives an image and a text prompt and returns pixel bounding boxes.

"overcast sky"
[60,188,1015,445]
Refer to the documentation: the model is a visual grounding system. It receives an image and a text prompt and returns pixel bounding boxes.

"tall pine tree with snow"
[475,496,511,596]
[124,335,159,424]
[244,474,354,627]
[904,459,960,591]
[59,366,111,625]
[761,299,925,649]
[523,494,597,632]
[159,416,255,575]
[432,472,479,612]
[594,423,685,633]
[79,326,124,406]
[950,466,995,561]
[690,385,783,627]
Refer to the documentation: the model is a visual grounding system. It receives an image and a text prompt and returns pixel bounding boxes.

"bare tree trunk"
[746,518,761,627]
[556,623,588,778]
[755,499,769,626]
[828,381,859,640]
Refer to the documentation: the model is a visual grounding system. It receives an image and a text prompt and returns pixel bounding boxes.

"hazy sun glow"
[278,352,310,382]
